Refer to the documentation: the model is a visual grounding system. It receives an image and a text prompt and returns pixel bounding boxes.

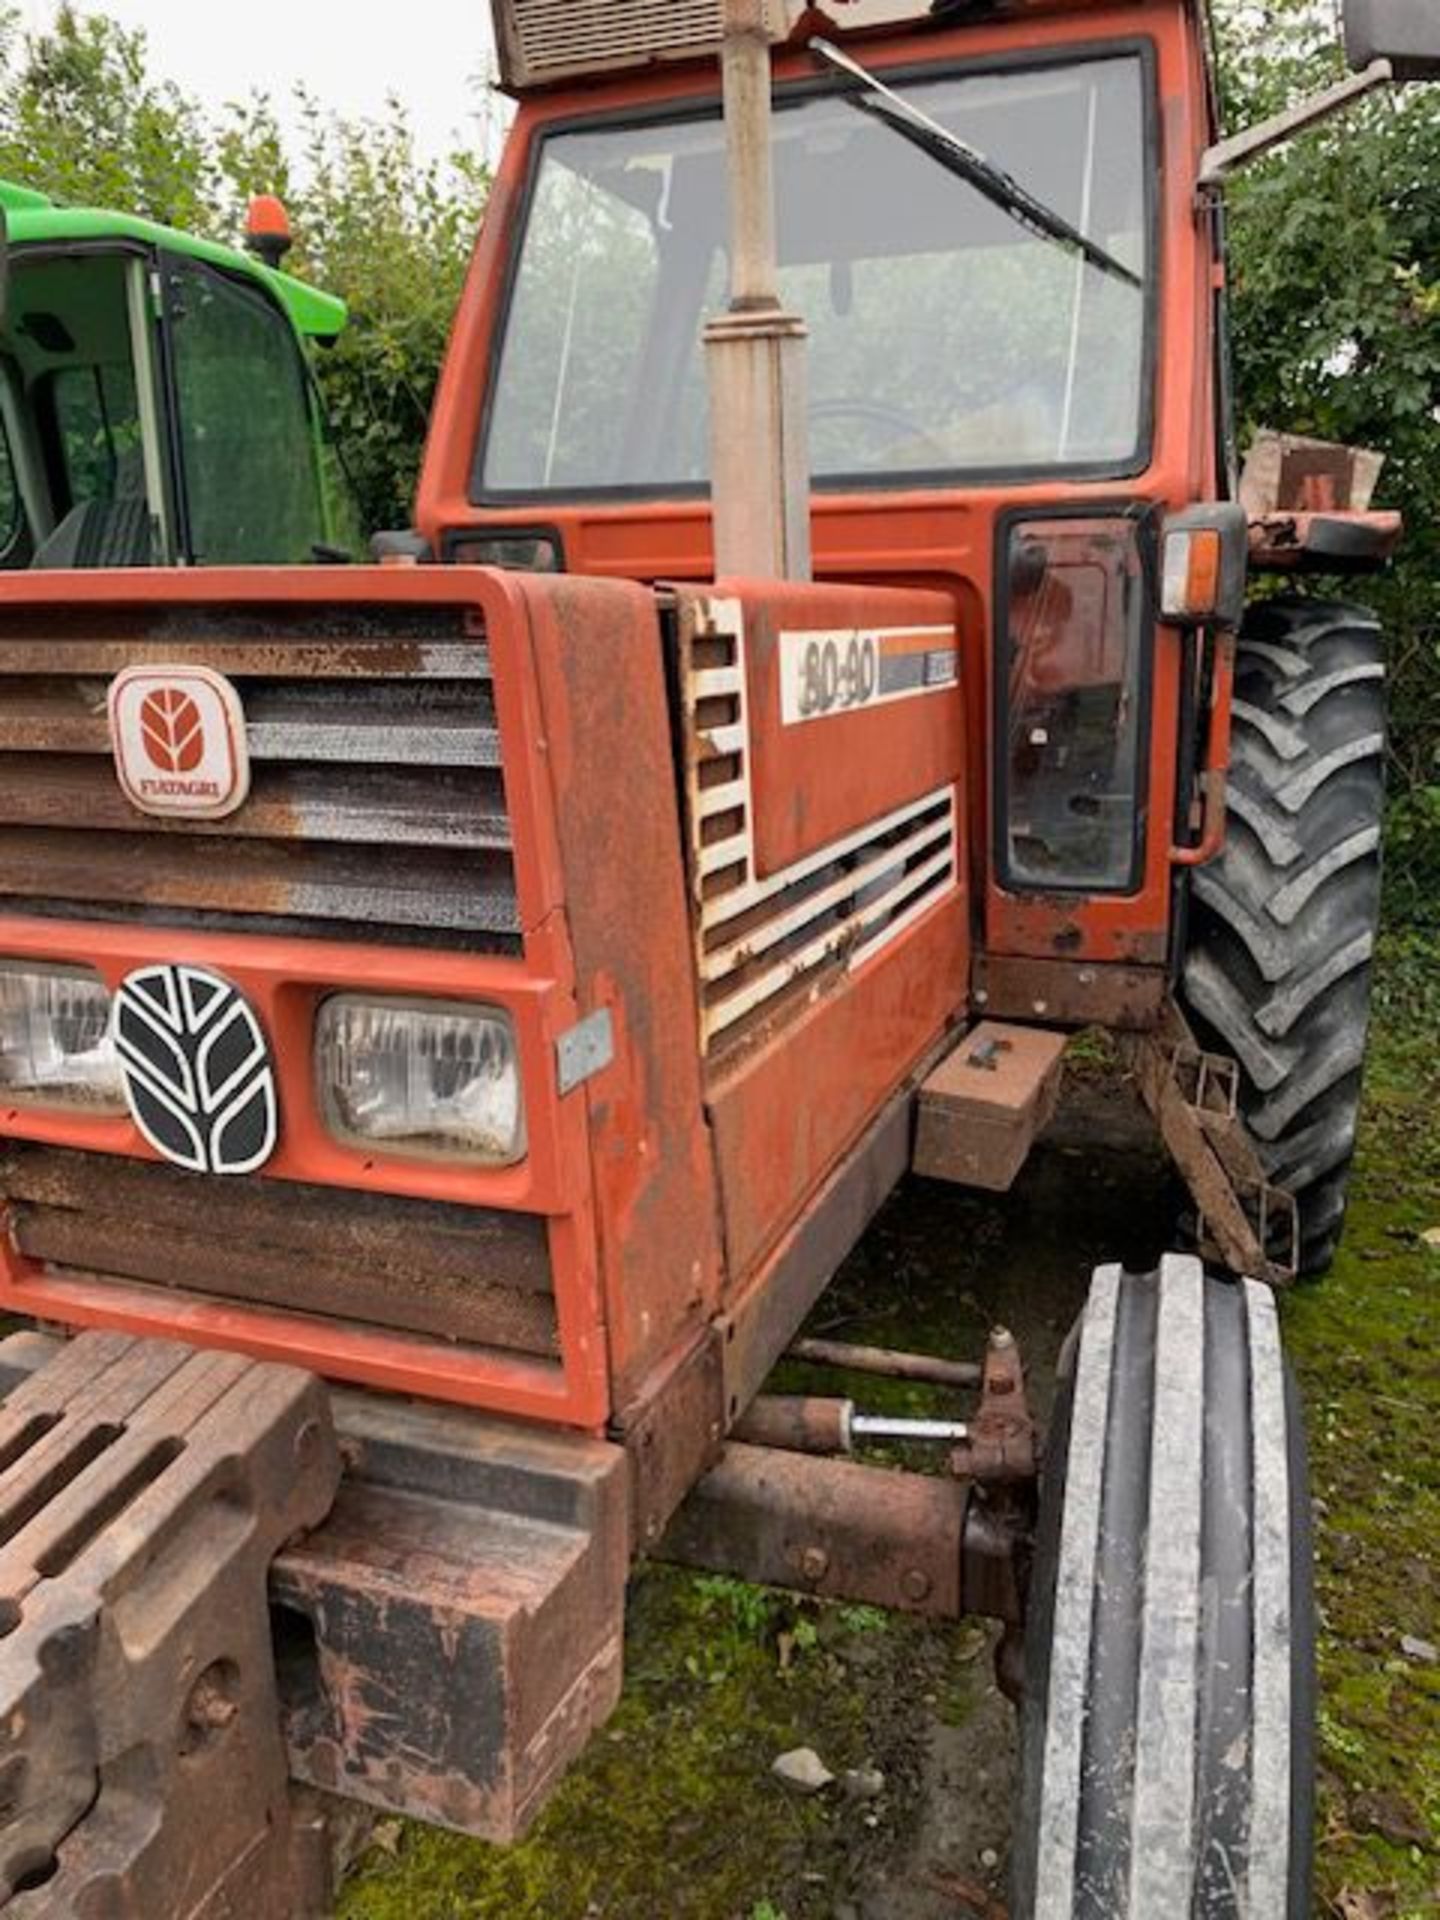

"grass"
[337,1568,944,1920]
[1283,936,1440,1917]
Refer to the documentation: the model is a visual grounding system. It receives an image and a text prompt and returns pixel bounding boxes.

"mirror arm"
[1198,57,1393,189]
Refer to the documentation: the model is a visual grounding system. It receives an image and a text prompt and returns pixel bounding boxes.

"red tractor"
[0,1,1429,1913]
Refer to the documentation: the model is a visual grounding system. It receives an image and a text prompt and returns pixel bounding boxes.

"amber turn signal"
[1159,503,1249,628]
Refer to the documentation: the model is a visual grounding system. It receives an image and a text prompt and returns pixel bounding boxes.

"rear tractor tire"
[1012,1255,1315,1919]
[1180,598,1387,1275]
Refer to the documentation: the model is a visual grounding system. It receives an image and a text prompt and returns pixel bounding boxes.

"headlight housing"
[315,996,525,1165]
[0,963,125,1111]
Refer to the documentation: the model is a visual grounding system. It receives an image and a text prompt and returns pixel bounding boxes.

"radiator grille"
[683,607,959,1052]
[498,0,786,86]
[0,606,519,951]
[0,1145,558,1359]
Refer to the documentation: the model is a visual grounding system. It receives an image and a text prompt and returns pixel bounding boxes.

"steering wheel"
[809,397,951,466]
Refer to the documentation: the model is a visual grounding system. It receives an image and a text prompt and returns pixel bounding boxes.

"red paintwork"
[417,0,1223,971]
[726,581,964,877]
[0,569,612,1426]
[514,572,727,1409]
[0,2,1233,1438]
[709,891,970,1281]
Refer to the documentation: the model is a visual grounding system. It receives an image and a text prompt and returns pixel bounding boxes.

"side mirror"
[1345,0,1440,79]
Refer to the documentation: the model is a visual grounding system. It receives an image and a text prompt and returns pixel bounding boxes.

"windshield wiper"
[809,37,1144,293]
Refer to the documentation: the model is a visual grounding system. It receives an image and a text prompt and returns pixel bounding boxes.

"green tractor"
[0,182,359,570]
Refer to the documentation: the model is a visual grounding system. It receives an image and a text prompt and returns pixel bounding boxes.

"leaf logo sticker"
[114,964,279,1176]
[140,687,206,774]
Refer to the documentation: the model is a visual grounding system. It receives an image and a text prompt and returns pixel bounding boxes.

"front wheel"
[1011,1256,1315,1918]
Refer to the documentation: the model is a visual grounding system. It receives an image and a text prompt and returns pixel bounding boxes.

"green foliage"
[0,4,489,532]
[277,99,489,531]
[0,4,214,225]
[836,1603,891,1637]
[1217,0,1440,923]
[684,1576,829,1686]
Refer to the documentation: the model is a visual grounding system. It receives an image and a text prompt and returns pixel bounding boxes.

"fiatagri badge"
[108,664,251,820]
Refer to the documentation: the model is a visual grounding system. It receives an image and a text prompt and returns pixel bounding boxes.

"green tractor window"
[166,255,332,566]
[51,358,146,504]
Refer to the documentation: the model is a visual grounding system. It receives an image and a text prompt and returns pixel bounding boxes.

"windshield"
[479,53,1151,498]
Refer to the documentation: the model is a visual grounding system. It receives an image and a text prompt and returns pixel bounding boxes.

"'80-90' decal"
[779,625,958,726]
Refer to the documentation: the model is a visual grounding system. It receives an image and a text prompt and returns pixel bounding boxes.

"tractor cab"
[0,182,359,570]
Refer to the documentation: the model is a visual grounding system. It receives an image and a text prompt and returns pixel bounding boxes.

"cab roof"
[0,180,348,342]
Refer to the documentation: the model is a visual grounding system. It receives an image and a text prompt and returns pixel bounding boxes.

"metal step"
[1121,1005,1300,1286]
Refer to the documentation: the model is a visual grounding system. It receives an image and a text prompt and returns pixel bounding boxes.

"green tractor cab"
[0,181,360,569]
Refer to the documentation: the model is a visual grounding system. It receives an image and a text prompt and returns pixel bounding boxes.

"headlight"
[315,996,525,1165]
[0,964,125,1111]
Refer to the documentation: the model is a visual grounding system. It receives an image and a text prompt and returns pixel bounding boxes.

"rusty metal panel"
[715,585,964,879]
[518,574,724,1409]
[613,1328,726,1552]
[272,1391,629,1842]
[0,828,520,935]
[1246,508,1402,572]
[913,1021,1067,1193]
[0,1331,340,1916]
[1,1146,558,1355]
[673,590,964,1055]
[0,602,517,949]
[0,757,511,850]
[659,1441,965,1618]
[708,890,968,1287]
[0,635,488,679]
[971,952,1168,1031]
[0,677,502,763]
[720,1082,914,1422]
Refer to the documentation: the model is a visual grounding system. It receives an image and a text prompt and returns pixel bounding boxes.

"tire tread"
[1180,597,1385,1274]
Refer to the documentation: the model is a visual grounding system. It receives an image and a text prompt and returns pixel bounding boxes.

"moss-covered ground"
[1284,936,1440,1919]
[343,937,1439,1920]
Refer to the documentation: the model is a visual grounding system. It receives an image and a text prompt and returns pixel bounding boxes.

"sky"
[13,0,502,160]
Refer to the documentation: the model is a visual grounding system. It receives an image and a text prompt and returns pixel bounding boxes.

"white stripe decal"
[1034,1263,1122,1920]
[1245,1277,1293,1917]
[1129,1253,1206,1916]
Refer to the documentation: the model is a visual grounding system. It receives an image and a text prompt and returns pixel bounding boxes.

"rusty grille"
[497,0,786,86]
[0,1143,559,1358]
[0,604,520,951]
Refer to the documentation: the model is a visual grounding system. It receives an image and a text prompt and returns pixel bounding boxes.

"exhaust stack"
[704,0,813,581]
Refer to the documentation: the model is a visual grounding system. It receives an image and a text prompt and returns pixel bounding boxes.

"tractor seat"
[31,496,156,570]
